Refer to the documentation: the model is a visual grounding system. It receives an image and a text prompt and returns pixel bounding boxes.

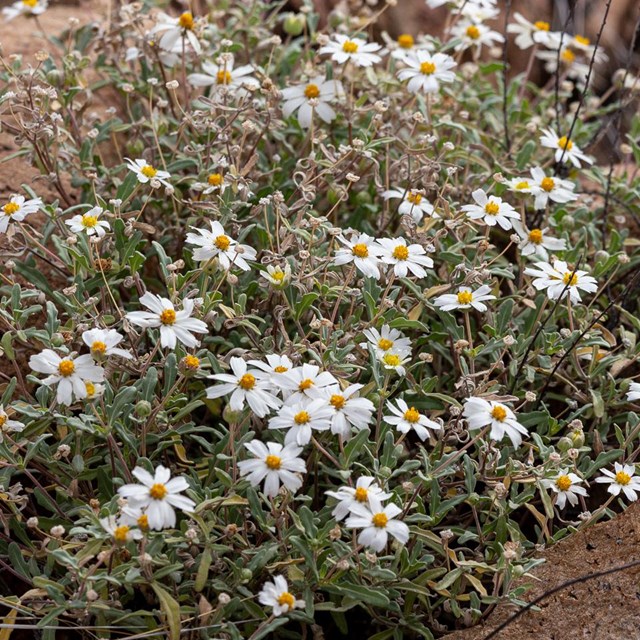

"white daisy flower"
[388,33,433,60]
[274,363,339,404]
[527,167,578,210]
[379,351,411,376]
[461,189,520,230]
[627,382,640,402]
[268,399,333,446]
[382,188,436,222]
[198,171,228,196]
[84,381,105,400]
[377,237,434,279]
[258,576,305,616]
[318,34,382,67]
[247,354,294,392]
[0,194,42,234]
[462,397,528,448]
[188,57,259,97]
[504,176,534,195]
[125,158,172,187]
[397,50,456,94]
[539,128,593,168]
[29,350,105,406]
[507,13,557,49]
[281,75,344,128]
[312,383,375,438]
[2,0,47,21]
[524,259,598,303]
[260,264,291,288]
[361,325,412,358]
[117,465,195,530]
[345,495,410,553]
[325,476,392,520]
[238,440,306,498]
[118,504,150,532]
[537,46,592,87]
[452,21,505,54]
[151,11,202,55]
[334,233,383,279]
[185,221,256,272]
[100,516,143,544]
[82,328,133,361]
[512,221,566,261]
[0,405,25,442]
[384,399,441,441]
[65,206,111,237]
[433,285,496,313]
[126,293,208,349]
[542,469,588,509]
[595,463,640,502]
[206,356,281,418]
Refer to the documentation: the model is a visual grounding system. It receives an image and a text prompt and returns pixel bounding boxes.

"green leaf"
[151,582,181,640]
[323,583,391,607]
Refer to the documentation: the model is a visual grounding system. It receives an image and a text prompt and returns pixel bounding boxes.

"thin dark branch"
[501,0,512,156]
[483,559,640,639]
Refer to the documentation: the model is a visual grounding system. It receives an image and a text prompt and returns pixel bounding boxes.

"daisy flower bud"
[50,525,65,538]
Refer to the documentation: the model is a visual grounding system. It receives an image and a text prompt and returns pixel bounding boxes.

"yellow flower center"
[58,359,75,377]
[491,405,507,422]
[558,136,573,151]
[183,355,200,369]
[457,290,473,305]
[149,483,167,500]
[207,173,223,186]
[383,353,401,367]
[2,202,20,216]
[378,338,394,351]
[407,191,422,204]
[22,0,38,5]
[278,592,295,608]
[556,475,572,491]
[114,525,130,543]
[398,34,414,49]
[274,365,288,373]
[216,70,232,85]
[178,11,194,30]
[85,381,97,397]
[615,470,632,485]
[403,407,421,423]
[294,410,310,425]
[271,269,285,282]
[298,378,314,391]
[372,512,388,528]
[420,61,436,75]
[392,245,409,261]
[265,454,282,470]
[137,514,149,530]
[160,308,176,325]
[342,40,359,54]
[515,180,530,190]
[91,340,107,354]
[466,25,481,40]
[304,83,320,99]
[354,487,368,502]
[574,35,590,46]
[238,373,256,390]
[484,201,500,215]
[352,243,369,258]
[561,49,576,63]
[528,228,544,244]
[330,394,346,410]
[215,235,231,251]
[141,165,157,178]
[563,272,578,286]
[540,176,555,192]
[82,215,98,228]
[0,415,7,428]
[534,20,550,31]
